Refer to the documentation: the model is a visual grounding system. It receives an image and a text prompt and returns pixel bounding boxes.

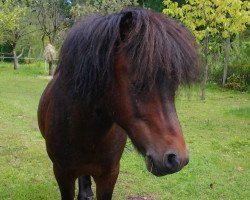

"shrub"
[209,34,250,92]
[225,73,248,91]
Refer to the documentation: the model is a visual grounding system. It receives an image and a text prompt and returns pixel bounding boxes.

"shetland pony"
[38,8,198,200]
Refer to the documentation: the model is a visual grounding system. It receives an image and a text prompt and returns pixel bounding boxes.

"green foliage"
[31,0,70,45]
[137,0,186,12]
[164,0,217,41]
[0,0,28,41]
[225,73,248,91]
[215,0,250,38]
[138,0,164,12]
[209,36,250,91]
[211,63,250,92]
[163,0,250,92]
[70,0,138,20]
[163,0,250,41]
[0,43,12,61]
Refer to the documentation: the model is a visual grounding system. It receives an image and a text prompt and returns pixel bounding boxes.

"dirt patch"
[127,196,154,200]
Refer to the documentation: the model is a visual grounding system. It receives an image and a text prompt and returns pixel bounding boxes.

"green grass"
[0,62,249,200]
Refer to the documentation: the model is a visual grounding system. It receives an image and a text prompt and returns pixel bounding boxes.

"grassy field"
[0,62,249,200]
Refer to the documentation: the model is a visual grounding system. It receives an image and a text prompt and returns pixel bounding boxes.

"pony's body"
[38,8,198,200]
[38,73,127,199]
[39,74,126,172]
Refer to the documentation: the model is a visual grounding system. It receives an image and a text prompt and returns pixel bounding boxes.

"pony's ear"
[120,11,133,41]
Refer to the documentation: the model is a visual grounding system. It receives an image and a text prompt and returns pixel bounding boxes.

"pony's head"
[110,9,198,176]
[57,8,198,176]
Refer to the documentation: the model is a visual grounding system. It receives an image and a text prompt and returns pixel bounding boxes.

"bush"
[225,73,248,91]
[209,34,250,92]
[211,62,250,92]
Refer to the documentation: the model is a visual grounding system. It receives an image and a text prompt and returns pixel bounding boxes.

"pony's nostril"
[165,153,180,171]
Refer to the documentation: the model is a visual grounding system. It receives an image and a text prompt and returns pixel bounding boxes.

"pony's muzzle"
[145,151,189,176]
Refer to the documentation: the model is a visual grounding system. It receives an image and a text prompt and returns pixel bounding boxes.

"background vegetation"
[0,0,249,93]
[164,0,250,98]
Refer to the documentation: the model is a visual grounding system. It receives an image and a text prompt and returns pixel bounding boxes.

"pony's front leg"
[53,164,76,200]
[93,165,120,200]
[77,176,94,200]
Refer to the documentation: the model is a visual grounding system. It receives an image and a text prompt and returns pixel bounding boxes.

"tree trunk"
[27,46,32,63]
[42,34,45,50]
[49,61,54,76]
[222,37,230,86]
[13,47,19,70]
[48,36,53,45]
[201,32,209,101]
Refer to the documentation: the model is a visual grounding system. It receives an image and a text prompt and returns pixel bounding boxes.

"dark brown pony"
[38,8,198,200]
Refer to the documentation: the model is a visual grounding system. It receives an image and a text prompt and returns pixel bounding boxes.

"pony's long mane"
[56,8,198,104]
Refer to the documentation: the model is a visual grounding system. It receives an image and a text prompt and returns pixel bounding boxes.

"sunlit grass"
[0,62,249,199]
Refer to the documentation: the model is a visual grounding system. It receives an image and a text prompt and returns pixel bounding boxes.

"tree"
[138,0,164,12]
[164,0,218,100]
[163,0,250,100]
[0,1,16,40]
[70,0,138,21]
[0,0,35,70]
[214,0,250,86]
[137,0,186,12]
[32,0,70,75]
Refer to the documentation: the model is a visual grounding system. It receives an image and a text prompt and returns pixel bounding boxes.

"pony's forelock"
[56,8,198,104]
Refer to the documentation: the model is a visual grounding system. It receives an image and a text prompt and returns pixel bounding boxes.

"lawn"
[0,62,249,200]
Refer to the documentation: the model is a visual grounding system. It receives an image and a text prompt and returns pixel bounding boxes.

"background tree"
[163,0,250,100]
[138,0,164,11]
[214,0,250,86]
[70,0,138,21]
[0,0,17,40]
[32,0,70,75]
[164,0,219,100]
[137,0,185,12]
[0,0,35,70]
